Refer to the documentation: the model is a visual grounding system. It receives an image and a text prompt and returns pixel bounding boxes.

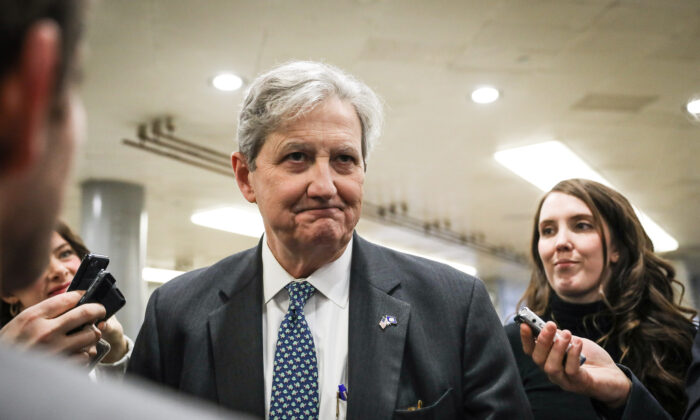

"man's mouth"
[296,205,342,214]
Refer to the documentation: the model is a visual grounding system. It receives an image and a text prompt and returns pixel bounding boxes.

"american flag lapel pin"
[378,315,398,330]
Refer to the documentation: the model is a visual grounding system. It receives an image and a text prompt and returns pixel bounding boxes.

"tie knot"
[286,281,315,311]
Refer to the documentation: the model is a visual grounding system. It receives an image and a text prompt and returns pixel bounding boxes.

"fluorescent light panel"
[143,267,185,284]
[382,244,478,277]
[494,141,678,252]
[191,205,264,238]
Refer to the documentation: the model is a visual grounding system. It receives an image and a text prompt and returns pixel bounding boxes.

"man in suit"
[128,61,531,419]
[0,1,245,418]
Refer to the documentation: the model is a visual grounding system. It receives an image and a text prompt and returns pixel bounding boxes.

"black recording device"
[67,253,110,292]
[76,270,125,322]
[67,254,126,332]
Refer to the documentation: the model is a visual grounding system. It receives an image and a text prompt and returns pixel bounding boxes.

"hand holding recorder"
[518,308,632,409]
[0,291,105,364]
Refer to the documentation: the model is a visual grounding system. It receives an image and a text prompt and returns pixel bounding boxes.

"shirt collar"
[262,235,352,309]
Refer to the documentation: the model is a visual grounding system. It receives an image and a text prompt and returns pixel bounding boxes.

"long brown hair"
[0,220,89,326]
[518,179,696,419]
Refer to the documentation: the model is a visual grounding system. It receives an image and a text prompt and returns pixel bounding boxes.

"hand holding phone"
[0,292,105,356]
[515,306,586,365]
[66,254,126,334]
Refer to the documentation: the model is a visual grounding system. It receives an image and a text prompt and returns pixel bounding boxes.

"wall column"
[80,179,147,338]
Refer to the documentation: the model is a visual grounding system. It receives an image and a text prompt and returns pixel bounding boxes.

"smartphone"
[76,270,126,322]
[67,269,126,335]
[87,338,111,370]
[515,306,586,365]
[67,254,109,292]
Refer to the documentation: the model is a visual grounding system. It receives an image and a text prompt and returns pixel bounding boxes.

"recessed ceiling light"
[142,267,185,284]
[686,98,700,116]
[494,141,679,252]
[471,86,500,104]
[191,205,264,237]
[211,73,243,92]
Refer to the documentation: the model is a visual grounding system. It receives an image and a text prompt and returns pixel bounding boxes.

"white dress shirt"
[262,237,351,420]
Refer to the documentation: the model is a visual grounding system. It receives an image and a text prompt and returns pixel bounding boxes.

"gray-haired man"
[129,61,531,420]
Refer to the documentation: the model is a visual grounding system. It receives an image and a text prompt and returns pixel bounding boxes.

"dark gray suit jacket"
[128,234,531,419]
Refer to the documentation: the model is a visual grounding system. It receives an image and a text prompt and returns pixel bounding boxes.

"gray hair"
[237,61,383,170]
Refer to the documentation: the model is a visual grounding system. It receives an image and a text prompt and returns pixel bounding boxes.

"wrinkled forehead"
[267,97,362,147]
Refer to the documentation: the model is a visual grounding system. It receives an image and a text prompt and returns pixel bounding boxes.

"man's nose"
[307,160,337,200]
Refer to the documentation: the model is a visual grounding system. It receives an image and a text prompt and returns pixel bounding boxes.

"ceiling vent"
[572,93,658,113]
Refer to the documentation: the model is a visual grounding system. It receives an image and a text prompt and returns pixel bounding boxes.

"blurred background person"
[1,221,131,374]
[505,178,696,419]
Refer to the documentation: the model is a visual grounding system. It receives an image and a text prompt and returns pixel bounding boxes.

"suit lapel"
[347,235,410,420]
[208,244,265,417]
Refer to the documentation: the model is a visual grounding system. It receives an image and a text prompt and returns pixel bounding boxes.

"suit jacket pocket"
[393,388,455,419]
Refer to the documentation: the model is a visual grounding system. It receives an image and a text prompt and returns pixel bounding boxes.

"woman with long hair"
[505,178,696,419]
[0,220,130,373]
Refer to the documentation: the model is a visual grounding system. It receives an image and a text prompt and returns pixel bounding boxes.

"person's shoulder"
[504,320,522,343]
[355,235,478,287]
[152,245,260,302]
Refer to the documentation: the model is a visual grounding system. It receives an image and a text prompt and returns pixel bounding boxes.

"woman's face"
[1,232,81,311]
[537,192,618,304]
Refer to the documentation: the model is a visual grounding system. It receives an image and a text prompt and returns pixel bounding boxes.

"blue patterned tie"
[270,281,319,420]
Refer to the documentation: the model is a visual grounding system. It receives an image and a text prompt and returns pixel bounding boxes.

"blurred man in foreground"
[0,1,246,418]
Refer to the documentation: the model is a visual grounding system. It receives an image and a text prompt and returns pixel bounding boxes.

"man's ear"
[0,21,60,176]
[231,152,256,203]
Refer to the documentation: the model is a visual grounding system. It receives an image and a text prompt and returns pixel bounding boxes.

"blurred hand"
[520,321,632,409]
[99,316,128,363]
[0,291,105,360]
[69,343,98,366]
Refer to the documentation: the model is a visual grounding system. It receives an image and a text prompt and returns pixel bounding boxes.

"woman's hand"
[0,291,105,359]
[520,321,632,409]
[99,316,128,363]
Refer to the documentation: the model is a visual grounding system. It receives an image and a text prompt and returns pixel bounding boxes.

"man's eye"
[337,155,356,164]
[286,152,305,162]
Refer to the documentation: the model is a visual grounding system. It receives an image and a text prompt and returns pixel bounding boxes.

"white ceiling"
[62,0,700,284]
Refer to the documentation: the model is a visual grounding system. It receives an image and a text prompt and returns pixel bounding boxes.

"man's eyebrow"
[334,144,361,155]
[276,141,313,153]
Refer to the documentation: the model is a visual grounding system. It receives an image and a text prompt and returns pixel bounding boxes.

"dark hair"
[0,220,89,327]
[55,220,89,259]
[0,0,84,94]
[518,178,696,419]
[0,0,85,169]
